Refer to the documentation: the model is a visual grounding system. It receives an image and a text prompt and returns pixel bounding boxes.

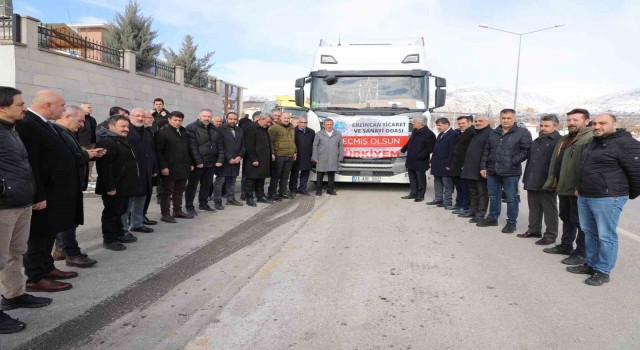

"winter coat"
[312,130,344,172]
[243,122,272,179]
[523,131,561,191]
[269,122,297,157]
[55,125,90,191]
[151,108,170,134]
[16,110,83,233]
[294,127,315,171]
[430,128,457,177]
[95,129,141,196]
[77,114,97,146]
[481,124,532,176]
[461,126,492,181]
[450,126,475,177]
[238,117,253,130]
[127,124,158,195]
[155,125,191,180]
[215,124,245,177]
[543,127,593,196]
[0,119,35,209]
[186,120,224,168]
[400,126,436,172]
[578,129,640,199]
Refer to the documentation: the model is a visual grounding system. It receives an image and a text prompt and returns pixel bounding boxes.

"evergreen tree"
[104,0,162,69]
[163,35,215,87]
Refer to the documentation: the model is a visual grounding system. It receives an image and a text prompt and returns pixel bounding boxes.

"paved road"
[4,183,640,349]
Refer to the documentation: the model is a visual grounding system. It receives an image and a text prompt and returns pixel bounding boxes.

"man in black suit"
[243,114,274,207]
[16,90,82,292]
[400,116,436,202]
[77,103,97,182]
[289,116,315,196]
[213,112,245,209]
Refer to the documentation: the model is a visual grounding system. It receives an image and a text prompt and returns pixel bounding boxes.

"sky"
[13,0,640,105]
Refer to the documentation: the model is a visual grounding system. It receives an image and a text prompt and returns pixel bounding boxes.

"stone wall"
[1,16,230,122]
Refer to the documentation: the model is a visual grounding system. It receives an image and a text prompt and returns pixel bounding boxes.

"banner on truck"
[332,115,409,159]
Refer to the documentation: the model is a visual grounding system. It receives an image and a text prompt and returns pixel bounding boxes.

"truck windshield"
[311,76,426,110]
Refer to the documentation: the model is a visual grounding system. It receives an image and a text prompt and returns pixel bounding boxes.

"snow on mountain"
[555,88,640,114]
[442,87,556,114]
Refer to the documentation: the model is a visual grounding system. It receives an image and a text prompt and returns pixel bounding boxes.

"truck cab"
[294,37,446,183]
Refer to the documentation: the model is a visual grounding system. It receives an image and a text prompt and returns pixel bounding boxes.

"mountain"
[442,87,556,114]
[556,88,640,115]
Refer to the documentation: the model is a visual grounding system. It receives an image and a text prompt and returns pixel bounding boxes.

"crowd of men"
[401,108,640,288]
[0,87,344,333]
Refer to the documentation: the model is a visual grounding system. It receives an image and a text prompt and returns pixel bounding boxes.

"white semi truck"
[294,37,447,183]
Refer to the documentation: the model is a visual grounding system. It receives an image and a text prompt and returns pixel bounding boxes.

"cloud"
[215,59,309,99]
[15,5,43,18]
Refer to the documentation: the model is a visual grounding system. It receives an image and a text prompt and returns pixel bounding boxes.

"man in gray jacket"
[312,119,344,196]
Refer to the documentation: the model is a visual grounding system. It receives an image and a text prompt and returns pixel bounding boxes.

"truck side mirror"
[295,89,305,108]
[433,88,446,109]
[324,76,338,85]
[435,76,447,88]
[295,77,307,89]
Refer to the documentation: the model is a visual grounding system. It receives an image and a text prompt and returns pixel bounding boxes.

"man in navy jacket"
[427,118,457,208]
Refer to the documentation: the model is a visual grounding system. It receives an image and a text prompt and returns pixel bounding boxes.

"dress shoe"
[65,253,97,268]
[458,211,475,218]
[413,197,424,202]
[246,198,257,207]
[131,226,154,233]
[426,200,442,205]
[161,215,177,223]
[469,217,481,223]
[198,204,217,212]
[566,264,594,275]
[52,246,66,261]
[0,311,26,334]
[116,233,138,243]
[452,208,466,215]
[240,192,246,200]
[279,193,292,199]
[476,219,499,227]
[226,199,244,206]
[316,190,322,196]
[327,189,337,195]
[174,211,195,219]
[436,203,446,207]
[401,195,416,199]
[535,236,556,245]
[213,199,224,210]
[444,205,458,210]
[26,279,72,293]
[1,294,52,310]
[186,208,198,217]
[501,223,517,233]
[257,196,273,204]
[516,231,542,238]
[542,245,572,255]
[297,189,310,195]
[585,272,610,286]
[45,268,78,280]
[103,241,127,251]
[561,255,586,265]
[271,196,283,202]
[143,216,157,225]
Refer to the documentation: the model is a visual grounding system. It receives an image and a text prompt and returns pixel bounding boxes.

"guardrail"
[37,25,123,68]
[136,58,175,81]
[0,14,21,42]
[187,74,217,92]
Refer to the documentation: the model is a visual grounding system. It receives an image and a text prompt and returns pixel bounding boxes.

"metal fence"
[187,74,217,92]
[136,59,175,81]
[37,25,123,68]
[0,14,20,41]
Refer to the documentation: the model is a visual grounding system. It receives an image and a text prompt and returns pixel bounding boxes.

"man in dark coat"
[0,87,52,333]
[151,97,170,134]
[96,106,126,134]
[428,118,457,208]
[239,111,262,200]
[185,109,224,215]
[518,114,561,244]
[461,116,492,223]
[569,113,640,286]
[156,111,194,223]
[289,116,315,196]
[16,90,81,293]
[53,106,104,268]
[77,103,97,182]
[478,109,532,233]
[214,112,245,209]
[243,114,274,207]
[96,115,141,251]
[122,108,157,234]
[450,115,475,215]
[142,110,158,226]
[400,116,436,202]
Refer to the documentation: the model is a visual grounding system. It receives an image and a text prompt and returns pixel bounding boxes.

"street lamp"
[479,23,564,112]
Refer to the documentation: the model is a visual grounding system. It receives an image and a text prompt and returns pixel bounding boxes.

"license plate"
[352,176,382,183]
